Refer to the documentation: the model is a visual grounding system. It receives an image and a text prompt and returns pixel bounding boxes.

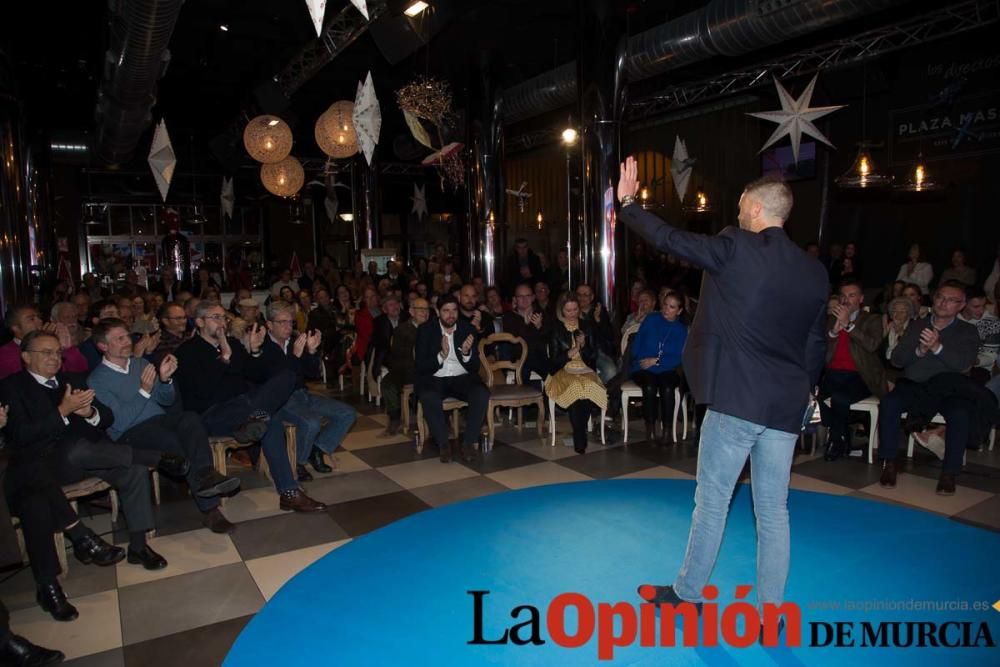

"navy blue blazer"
[413,317,481,388]
[619,205,829,433]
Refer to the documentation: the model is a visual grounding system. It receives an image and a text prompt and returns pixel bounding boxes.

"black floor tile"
[64,649,125,667]
[229,511,348,560]
[462,443,545,474]
[326,490,431,537]
[555,446,660,479]
[351,441,438,467]
[122,615,252,667]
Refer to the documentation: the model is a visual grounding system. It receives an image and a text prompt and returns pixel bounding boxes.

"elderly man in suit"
[818,278,887,461]
[618,157,828,633]
[414,294,489,463]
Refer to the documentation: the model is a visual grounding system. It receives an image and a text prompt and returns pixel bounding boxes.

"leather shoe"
[72,533,125,567]
[36,583,78,622]
[194,468,241,498]
[823,436,846,462]
[233,416,270,443]
[0,634,65,665]
[127,545,168,570]
[879,459,898,488]
[936,472,956,496]
[296,464,314,482]
[201,508,236,534]
[279,489,327,512]
[309,447,333,473]
[157,453,190,478]
[637,584,702,613]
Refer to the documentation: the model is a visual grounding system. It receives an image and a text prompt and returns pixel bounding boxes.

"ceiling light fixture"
[404,1,429,17]
[338,212,354,222]
[561,127,578,145]
[219,24,229,32]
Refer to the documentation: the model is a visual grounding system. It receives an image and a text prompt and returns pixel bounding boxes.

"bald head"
[409,297,430,325]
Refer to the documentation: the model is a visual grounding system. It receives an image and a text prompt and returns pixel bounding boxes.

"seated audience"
[630,291,688,444]
[258,303,357,480]
[902,282,929,318]
[544,295,606,454]
[381,298,428,436]
[818,279,886,461]
[575,283,616,384]
[896,243,933,294]
[173,302,324,512]
[882,296,917,372]
[501,284,550,385]
[877,281,980,495]
[414,294,489,463]
[939,249,976,287]
[958,285,1000,381]
[0,306,88,380]
[0,331,173,583]
[88,319,240,533]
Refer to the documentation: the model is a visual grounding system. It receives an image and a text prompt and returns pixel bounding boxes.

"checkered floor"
[3,384,999,666]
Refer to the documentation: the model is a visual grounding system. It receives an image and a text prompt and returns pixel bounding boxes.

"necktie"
[45,379,58,389]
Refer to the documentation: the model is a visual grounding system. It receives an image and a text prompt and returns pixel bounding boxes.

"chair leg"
[672,388,681,443]
[110,490,119,525]
[488,403,496,448]
[682,394,689,440]
[600,408,606,445]
[622,395,629,444]
[536,399,544,435]
[549,398,556,447]
[151,470,161,506]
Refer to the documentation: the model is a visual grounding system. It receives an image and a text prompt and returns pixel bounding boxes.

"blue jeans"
[277,389,358,464]
[673,409,798,612]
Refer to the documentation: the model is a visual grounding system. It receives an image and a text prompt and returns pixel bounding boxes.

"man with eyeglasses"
[150,302,191,365]
[173,302,317,511]
[878,280,981,494]
[88,318,241,534]
[0,306,88,381]
[1,330,171,618]
[501,284,550,386]
[381,297,430,436]
[258,303,357,481]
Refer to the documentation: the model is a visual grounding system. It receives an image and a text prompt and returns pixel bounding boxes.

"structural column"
[578,0,627,319]
[361,154,381,249]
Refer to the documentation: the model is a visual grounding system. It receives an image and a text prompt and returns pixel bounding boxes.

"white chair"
[369,366,389,406]
[906,412,946,459]
[549,396,605,447]
[850,396,880,464]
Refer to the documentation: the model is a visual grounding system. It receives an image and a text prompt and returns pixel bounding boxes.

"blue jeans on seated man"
[276,388,359,465]
[673,409,798,613]
[200,370,298,493]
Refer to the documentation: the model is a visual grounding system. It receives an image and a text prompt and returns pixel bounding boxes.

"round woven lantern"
[315,101,358,159]
[260,156,304,198]
[243,115,293,164]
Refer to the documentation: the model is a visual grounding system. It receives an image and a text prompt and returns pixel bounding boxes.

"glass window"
[202,205,221,235]
[109,206,131,236]
[133,207,155,238]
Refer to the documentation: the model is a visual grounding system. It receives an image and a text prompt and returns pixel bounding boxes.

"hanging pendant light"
[836,143,892,189]
[682,186,713,214]
[261,156,304,198]
[243,115,293,164]
[315,101,359,159]
[895,153,943,193]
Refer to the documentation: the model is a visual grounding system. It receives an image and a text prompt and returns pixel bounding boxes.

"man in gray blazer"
[618,157,828,632]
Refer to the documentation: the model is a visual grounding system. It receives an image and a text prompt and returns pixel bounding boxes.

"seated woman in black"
[544,295,607,453]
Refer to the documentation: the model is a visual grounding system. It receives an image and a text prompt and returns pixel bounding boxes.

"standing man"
[618,157,828,627]
[414,295,489,463]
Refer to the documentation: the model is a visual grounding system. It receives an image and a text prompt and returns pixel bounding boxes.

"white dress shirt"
[434,323,472,378]
[29,371,101,425]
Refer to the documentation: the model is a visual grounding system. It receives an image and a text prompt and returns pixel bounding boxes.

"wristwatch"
[621,194,637,207]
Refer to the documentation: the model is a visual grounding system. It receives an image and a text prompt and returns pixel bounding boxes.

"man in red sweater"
[0,306,88,380]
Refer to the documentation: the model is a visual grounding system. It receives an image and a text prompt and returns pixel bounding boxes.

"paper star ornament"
[747,75,845,164]
[670,136,696,202]
[147,120,176,202]
[411,183,428,220]
[352,72,381,165]
[305,0,326,37]
[349,0,369,20]
[220,177,234,219]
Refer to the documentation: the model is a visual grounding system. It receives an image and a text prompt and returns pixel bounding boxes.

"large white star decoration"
[747,75,845,164]
[147,119,176,202]
[411,183,428,220]
[671,136,695,202]
[220,177,234,219]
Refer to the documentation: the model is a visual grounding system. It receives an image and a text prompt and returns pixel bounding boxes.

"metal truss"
[506,0,999,152]
[627,0,1000,121]
[277,0,389,97]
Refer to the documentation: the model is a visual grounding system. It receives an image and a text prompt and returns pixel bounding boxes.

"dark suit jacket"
[414,318,481,389]
[371,313,410,372]
[620,205,829,433]
[824,310,887,397]
[0,371,114,461]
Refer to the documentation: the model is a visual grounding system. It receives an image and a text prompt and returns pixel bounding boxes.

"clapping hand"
[460,334,475,355]
[306,329,322,354]
[918,327,940,354]
[831,304,851,332]
[140,363,157,393]
[43,322,72,350]
[247,324,266,353]
[471,309,482,330]
[292,333,308,358]
[639,357,658,370]
[529,312,543,330]
[159,354,178,381]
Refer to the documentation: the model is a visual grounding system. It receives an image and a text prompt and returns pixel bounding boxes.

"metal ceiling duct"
[503,0,909,124]
[94,0,184,166]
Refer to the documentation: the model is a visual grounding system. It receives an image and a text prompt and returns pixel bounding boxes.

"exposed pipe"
[95,0,184,166]
[503,0,908,124]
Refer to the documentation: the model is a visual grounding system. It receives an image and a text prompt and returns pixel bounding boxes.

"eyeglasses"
[201,314,226,321]
[163,316,186,321]
[271,319,294,325]
[26,348,62,357]
[933,296,965,305]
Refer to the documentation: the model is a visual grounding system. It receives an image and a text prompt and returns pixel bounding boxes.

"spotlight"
[561,128,578,145]
[219,24,229,32]
[404,1,429,17]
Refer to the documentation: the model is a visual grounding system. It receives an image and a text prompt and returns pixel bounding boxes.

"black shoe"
[156,453,190,478]
[127,545,167,570]
[194,468,241,498]
[309,447,333,473]
[759,617,786,646]
[233,415,270,443]
[72,533,125,567]
[936,472,956,496]
[457,441,477,463]
[879,459,898,488]
[0,634,65,665]
[296,464,313,482]
[36,583,78,622]
[201,508,236,534]
[823,436,847,462]
[439,440,451,463]
[637,584,703,614]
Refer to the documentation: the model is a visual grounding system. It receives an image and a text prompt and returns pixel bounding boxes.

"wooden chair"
[401,384,414,432]
[415,398,467,454]
[209,423,298,493]
[57,478,118,577]
[478,333,544,449]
